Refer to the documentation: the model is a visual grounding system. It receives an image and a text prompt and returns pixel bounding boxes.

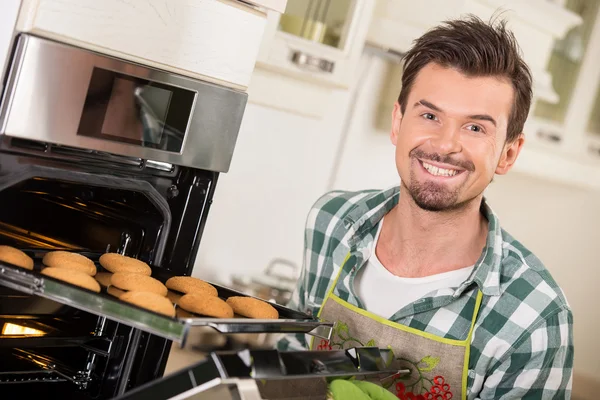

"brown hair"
[397,15,533,143]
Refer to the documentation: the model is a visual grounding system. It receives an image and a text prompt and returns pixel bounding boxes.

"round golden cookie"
[0,245,34,270]
[99,253,151,275]
[120,291,175,317]
[165,276,218,297]
[42,251,96,276]
[226,296,279,319]
[41,267,100,293]
[110,272,167,296]
[95,272,113,288]
[107,285,126,298]
[178,293,233,318]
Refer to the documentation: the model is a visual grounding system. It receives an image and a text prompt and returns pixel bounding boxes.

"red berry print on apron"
[316,339,332,350]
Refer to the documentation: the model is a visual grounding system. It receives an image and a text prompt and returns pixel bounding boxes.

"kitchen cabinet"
[249,0,375,118]
[12,0,279,90]
[521,0,600,189]
[256,0,375,89]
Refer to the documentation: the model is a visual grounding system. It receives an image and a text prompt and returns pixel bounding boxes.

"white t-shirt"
[355,221,474,319]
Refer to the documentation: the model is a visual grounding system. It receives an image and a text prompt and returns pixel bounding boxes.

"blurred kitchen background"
[175,0,599,398]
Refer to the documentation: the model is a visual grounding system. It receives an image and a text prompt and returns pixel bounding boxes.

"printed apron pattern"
[311,255,483,400]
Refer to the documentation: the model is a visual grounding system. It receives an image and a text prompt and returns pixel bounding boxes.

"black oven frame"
[0,145,219,399]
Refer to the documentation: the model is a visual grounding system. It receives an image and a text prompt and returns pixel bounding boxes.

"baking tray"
[0,252,332,346]
[115,347,409,400]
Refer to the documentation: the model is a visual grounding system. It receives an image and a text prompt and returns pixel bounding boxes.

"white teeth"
[422,161,459,177]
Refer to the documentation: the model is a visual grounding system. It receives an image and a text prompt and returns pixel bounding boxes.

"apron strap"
[462,289,484,398]
[316,252,352,319]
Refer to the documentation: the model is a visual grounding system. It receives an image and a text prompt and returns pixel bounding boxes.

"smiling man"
[279,16,573,400]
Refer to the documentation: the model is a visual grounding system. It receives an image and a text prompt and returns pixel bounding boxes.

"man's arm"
[475,308,573,399]
[276,259,310,350]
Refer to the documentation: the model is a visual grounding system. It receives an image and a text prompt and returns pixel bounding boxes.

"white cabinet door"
[256,0,375,89]
[15,0,269,89]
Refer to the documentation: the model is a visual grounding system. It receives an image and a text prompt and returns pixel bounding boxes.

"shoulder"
[499,229,570,314]
[472,228,573,373]
[304,189,381,232]
[486,228,572,356]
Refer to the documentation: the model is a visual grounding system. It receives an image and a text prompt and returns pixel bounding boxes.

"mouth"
[418,159,466,178]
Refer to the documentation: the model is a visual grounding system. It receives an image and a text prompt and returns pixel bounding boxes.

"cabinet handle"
[291,51,335,73]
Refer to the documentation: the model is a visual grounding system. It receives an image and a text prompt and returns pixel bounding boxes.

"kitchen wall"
[193,53,599,397]
[193,89,352,284]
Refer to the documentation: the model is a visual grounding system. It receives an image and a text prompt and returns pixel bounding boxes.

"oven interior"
[0,177,166,256]
[0,150,218,398]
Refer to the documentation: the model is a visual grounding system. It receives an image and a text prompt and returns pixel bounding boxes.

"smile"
[420,160,462,177]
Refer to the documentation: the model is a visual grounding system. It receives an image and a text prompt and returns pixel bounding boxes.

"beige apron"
[311,255,483,400]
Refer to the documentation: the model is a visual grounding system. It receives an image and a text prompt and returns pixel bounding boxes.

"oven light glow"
[1,323,46,336]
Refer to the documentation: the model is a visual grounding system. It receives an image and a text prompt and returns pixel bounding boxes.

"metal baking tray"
[0,251,332,346]
[116,347,409,400]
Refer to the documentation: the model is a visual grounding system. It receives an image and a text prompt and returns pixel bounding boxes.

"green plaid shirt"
[278,186,573,399]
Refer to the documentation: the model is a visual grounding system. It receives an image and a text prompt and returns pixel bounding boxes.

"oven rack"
[0,260,333,346]
[1,349,91,387]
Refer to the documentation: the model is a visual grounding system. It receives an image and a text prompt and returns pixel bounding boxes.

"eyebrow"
[415,99,497,127]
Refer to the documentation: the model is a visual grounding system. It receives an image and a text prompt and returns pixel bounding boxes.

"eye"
[466,124,484,133]
[421,113,437,121]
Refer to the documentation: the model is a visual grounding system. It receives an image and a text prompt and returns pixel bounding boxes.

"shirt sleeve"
[276,273,309,350]
[474,308,573,399]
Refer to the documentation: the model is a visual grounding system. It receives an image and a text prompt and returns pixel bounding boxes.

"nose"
[430,123,462,154]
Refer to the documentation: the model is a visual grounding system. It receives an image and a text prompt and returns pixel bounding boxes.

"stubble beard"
[405,171,464,212]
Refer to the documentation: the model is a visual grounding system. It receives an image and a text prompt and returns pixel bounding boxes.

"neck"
[376,185,488,278]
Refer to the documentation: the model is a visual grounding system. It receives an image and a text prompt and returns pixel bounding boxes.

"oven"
[0,33,247,398]
[0,33,406,400]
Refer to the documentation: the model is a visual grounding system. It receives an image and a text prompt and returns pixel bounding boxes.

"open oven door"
[113,347,410,400]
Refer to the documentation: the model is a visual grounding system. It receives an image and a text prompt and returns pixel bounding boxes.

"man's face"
[391,63,524,212]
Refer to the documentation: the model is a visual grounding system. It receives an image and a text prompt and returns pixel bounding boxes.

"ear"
[391,102,403,146]
[496,134,524,175]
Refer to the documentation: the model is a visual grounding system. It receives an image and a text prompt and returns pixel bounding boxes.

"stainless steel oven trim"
[0,34,248,172]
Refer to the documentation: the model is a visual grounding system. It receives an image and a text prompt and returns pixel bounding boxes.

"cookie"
[41,267,100,293]
[226,296,279,319]
[120,291,175,317]
[110,272,167,296]
[0,245,34,270]
[107,285,126,298]
[165,276,218,297]
[42,251,96,276]
[166,290,182,304]
[178,293,233,318]
[99,253,151,275]
[95,272,113,288]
